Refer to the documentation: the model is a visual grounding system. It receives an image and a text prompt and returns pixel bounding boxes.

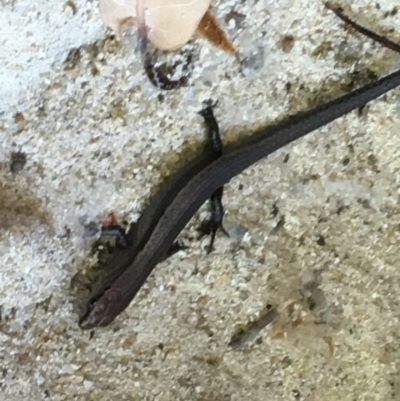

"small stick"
[325,2,400,54]
[229,299,295,349]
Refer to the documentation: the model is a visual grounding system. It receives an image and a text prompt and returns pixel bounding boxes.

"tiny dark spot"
[281,356,292,368]
[7,307,17,321]
[349,328,353,334]
[383,7,398,17]
[317,235,326,246]
[89,331,95,340]
[306,296,317,310]
[37,105,46,118]
[357,104,367,116]
[238,184,244,191]
[367,154,380,173]
[205,357,219,366]
[35,295,52,312]
[1,369,7,378]
[157,343,164,350]
[10,151,27,173]
[271,203,279,218]
[285,82,292,92]
[367,153,378,165]
[358,198,371,209]
[14,112,25,124]
[22,320,31,331]
[82,221,98,238]
[272,216,285,233]
[292,389,301,399]
[44,389,50,398]
[342,156,350,166]
[266,304,273,310]
[224,10,246,29]
[14,112,27,132]
[301,174,319,184]
[255,337,263,345]
[283,153,290,163]
[336,205,346,215]
[278,34,295,53]
[64,0,77,14]
[157,94,165,102]
[64,47,81,70]
[91,66,99,76]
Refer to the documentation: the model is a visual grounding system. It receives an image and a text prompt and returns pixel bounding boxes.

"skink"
[84,102,225,308]
[80,67,400,329]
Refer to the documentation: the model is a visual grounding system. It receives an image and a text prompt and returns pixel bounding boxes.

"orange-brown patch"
[196,11,236,54]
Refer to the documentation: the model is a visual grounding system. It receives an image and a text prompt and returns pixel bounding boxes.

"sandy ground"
[2,0,400,400]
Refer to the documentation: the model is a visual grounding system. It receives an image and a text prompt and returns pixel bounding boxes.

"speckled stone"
[2,0,400,400]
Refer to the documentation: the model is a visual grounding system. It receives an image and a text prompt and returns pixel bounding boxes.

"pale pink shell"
[99,0,212,51]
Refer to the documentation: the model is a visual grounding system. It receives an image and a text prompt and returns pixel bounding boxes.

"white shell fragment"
[99,0,212,51]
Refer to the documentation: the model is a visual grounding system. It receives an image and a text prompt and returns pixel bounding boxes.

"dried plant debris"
[197,10,236,54]
[229,305,279,349]
[229,300,298,349]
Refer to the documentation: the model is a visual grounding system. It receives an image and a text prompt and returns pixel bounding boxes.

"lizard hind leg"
[198,100,229,253]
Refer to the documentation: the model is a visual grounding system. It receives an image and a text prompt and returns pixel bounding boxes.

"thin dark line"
[325,2,400,54]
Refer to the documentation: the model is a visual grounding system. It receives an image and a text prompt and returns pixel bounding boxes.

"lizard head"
[79,290,122,330]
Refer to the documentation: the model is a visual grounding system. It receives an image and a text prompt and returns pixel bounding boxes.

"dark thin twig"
[325,2,400,54]
[229,307,279,349]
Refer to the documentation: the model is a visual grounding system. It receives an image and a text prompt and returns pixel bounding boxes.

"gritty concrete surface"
[2,0,400,400]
